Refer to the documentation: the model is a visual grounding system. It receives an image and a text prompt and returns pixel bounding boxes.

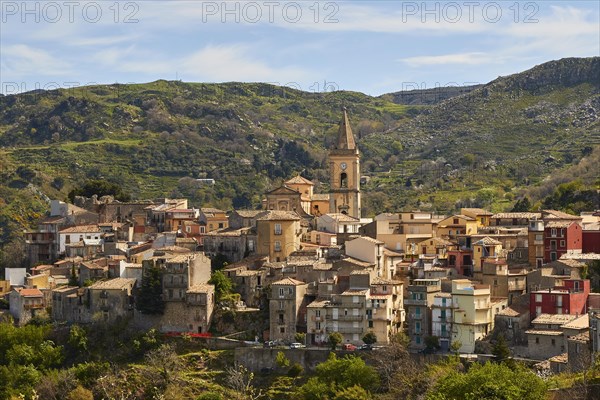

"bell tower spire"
[328,107,361,219]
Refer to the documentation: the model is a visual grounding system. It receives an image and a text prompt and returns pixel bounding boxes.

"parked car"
[263,341,276,348]
[342,343,357,351]
[289,342,306,349]
[357,344,373,351]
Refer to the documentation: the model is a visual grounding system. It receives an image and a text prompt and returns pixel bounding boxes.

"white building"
[58,225,103,255]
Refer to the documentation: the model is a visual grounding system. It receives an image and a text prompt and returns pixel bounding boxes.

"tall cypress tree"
[136,264,165,314]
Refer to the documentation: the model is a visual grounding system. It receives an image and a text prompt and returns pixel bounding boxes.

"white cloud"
[399,52,496,67]
[179,44,309,82]
[1,44,72,77]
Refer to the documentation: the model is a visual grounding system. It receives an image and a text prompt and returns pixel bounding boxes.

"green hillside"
[0,57,598,255]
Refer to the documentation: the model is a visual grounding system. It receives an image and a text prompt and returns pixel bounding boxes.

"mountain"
[381,84,483,105]
[0,57,598,252]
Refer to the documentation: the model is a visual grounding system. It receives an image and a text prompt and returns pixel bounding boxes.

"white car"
[289,342,306,349]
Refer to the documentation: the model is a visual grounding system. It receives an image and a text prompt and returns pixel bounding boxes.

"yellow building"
[460,208,493,228]
[256,211,302,262]
[329,108,361,219]
[472,237,503,280]
[200,208,228,232]
[436,214,479,240]
[451,279,493,353]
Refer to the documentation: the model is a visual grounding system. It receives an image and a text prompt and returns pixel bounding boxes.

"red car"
[342,343,357,351]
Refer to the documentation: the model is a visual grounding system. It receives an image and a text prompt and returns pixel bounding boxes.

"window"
[274,241,281,252]
[368,321,373,328]
[316,322,321,329]
[551,339,556,346]
[288,288,293,295]
[551,228,557,237]
[340,173,348,188]
[453,218,459,224]
[415,322,421,334]
[279,288,284,297]
[186,226,191,233]
[560,240,565,247]
[551,252,557,261]
[218,222,224,229]
[535,294,542,303]
[416,336,421,344]
[274,223,282,235]
[280,327,285,333]
[415,307,421,315]
[316,310,320,317]
[536,306,542,316]
[535,337,539,344]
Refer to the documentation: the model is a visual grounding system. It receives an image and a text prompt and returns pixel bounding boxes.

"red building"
[530,279,590,320]
[447,249,473,276]
[583,230,600,254]
[544,221,582,263]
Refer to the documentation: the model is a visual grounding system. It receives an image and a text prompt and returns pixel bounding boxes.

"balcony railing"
[338,315,363,321]
[404,299,428,306]
[327,327,363,334]
[410,313,423,320]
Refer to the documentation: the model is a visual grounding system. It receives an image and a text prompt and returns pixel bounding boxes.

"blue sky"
[1,1,599,95]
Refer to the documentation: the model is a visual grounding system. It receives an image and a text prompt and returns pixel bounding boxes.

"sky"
[1,1,599,96]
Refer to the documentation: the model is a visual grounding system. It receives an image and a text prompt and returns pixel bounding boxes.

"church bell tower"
[329,108,361,219]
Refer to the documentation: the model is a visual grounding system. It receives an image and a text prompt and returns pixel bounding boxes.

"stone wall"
[235,347,331,372]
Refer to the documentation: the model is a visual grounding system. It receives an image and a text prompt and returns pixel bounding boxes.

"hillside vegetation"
[0,57,598,255]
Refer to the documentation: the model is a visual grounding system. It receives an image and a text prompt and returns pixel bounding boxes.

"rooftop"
[525,329,564,336]
[491,212,542,219]
[307,299,331,308]
[187,284,214,293]
[561,314,589,330]
[257,210,301,221]
[16,288,43,297]
[272,277,306,286]
[531,313,578,325]
[60,225,101,233]
[89,278,136,290]
[461,208,493,216]
[285,175,314,185]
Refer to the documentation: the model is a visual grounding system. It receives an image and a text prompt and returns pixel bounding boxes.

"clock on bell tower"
[329,108,361,219]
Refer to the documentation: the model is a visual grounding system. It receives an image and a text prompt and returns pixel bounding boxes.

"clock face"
[340,162,347,170]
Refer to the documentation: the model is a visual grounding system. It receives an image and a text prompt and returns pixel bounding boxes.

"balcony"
[311,316,325,322]
[404,298,428,306]
[338,315,363,321]
[327,327,363,334]
[410,313,423,320]
[475,302,490,309]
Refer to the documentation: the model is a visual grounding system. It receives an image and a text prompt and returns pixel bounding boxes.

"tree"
[211,253,230,271]
[68,179,131,202]
[67,385,94,400]
[136,264,165,315]
[492,335,511,364]
[390,331,410,348]
[145,344,182,386]
[275,351,290,368]
[450,340,462,355]
[511,197,531,212]
[425,336,441,352]
[209,270,234,303]
[362,331,377,345]
[295,332,306,344]
[427,362,547,400]
[333,385,370,400]
[226,363,262,400]
[328,332,343,350]
[298,353,379,399]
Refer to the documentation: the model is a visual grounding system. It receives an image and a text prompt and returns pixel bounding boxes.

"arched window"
[340,173,348,188]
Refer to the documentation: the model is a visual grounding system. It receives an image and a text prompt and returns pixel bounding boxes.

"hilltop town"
[3,109,599,386]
